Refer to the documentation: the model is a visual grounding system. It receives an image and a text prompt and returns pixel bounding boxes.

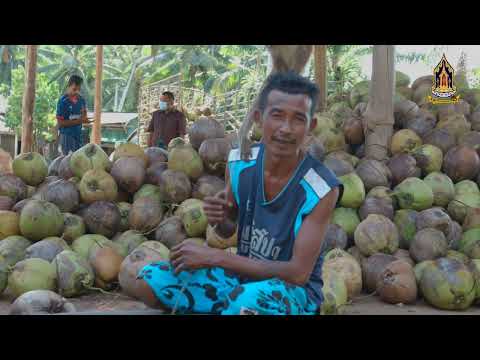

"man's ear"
[309,116,317,134]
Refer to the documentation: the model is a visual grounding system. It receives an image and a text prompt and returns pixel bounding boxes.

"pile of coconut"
[268,71,480,314]
[0,115,237,314]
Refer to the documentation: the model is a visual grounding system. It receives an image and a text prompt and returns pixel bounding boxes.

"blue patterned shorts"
[59,133,82,155]
[137,261,319,315]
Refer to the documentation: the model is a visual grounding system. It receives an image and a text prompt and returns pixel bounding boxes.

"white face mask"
[159,101,168,111]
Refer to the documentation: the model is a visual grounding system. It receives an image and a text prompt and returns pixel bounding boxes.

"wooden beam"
[362,45,395,161]
[91,45,103,144]
[21,45,38,154]
[314,45,328,112]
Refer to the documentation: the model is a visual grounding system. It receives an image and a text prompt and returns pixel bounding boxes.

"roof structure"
[86,112,138,127]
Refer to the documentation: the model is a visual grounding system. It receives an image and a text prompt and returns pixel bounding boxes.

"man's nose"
[279,119,293,133]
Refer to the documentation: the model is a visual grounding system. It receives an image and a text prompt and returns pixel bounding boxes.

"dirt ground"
[1,289,480,315]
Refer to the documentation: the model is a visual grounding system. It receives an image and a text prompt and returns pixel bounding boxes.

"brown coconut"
[405,110,437,138]
[145,162,168,186]
[198,138,231,176]
[359,197,394,221]
[343,116,364,145]
[192,175,225,200]
[305,137,326,162]
[470,111,480,132]
[436,114,471,141]
[0,196,14,211]
[387,154,421,186]
[83,201,121,238]
[129,197,164,233]
[443,146,480,182]
[416,208,452,235]
[355,159,392,191]
[394,99,419,129]
[188,116,225,150]
[155,216,188,249]
[446,220,463,250]
[323,157,354,177]
[88,245,124,288]
[362,253,398,293]
[422,128,456,155]
[158,169,192,204]
[409,228,448,263]
[321,224,349,253]
[377,260,417,304]
[458,131,480,153]
[144,147,168,167]
[110,157,146,194]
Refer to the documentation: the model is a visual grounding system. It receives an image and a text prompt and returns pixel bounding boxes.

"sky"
[358,45,480,82]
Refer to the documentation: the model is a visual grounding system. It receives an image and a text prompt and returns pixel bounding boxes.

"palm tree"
[0,45,25,92]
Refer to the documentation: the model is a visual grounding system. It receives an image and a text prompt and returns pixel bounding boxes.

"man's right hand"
[203,190,233,226]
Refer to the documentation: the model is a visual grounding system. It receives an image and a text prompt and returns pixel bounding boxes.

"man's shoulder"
[300,156,342,199]
[58,94,69,104]
[228,143,262,163]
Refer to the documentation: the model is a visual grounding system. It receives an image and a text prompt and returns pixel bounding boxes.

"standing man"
[134,72,343,315]
[147,91,186,149]
[56,75,91,155]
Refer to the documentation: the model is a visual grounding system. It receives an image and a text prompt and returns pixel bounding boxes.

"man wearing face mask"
[147,91,186,149]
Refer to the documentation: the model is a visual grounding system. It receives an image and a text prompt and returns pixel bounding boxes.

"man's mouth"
[272,137,296,145]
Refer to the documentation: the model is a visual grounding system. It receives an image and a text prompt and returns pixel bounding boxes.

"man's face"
[160,95,173,110]
[67,84,81,97]
[255,90,317,158]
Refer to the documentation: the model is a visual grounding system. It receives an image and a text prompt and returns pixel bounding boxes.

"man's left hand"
[170,239,221,275]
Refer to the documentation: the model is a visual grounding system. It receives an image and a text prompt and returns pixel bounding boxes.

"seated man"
[135,72,343,315]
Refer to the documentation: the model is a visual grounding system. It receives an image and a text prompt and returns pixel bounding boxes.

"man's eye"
[295,117,306,122]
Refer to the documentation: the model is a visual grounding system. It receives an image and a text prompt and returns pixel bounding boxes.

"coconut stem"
[84,284,113,295]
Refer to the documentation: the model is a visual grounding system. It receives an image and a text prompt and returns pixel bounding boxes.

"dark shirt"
[147,109,186,147]
[228,143,343,307]
[56,94,86,138]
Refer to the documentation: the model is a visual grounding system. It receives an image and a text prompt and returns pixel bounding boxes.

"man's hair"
[68,75,83,87]
[162,91,175,101]
[257,71,319,118]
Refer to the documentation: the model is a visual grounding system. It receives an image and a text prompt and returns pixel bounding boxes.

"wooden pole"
[21,45,38,154]
[314,45,328,112]
[91,45,103,145]
[362,45,395,161]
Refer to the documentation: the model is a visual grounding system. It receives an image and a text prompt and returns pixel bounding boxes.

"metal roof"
[86,112,138,125]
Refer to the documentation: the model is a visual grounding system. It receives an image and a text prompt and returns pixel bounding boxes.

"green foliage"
[4,67,59,142]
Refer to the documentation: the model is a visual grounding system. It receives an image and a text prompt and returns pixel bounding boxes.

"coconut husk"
[320,224,348,254]
[363,253,398,293]
[422,128,457,155]
[377,260,417,304]
[387,154,420,186]
[359,197,394,221]
[436,114,471,141]
[355,159,392,192]
[343,116,364,145]
[409,228,448,263]
[443,146,480,182]
[394,100,419,129]
[155,216,187,249]
[323,157,354,177]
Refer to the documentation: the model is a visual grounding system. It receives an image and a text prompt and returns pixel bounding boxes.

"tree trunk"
[21,45,37,154]
[91,45,103,145]
[362,45,395,161]
[314,45,327,112]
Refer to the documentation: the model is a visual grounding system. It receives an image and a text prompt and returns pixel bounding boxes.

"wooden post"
[21,45,38,154]
[362,45,395,161]
[314,45,328,112]
[91,45,103,145]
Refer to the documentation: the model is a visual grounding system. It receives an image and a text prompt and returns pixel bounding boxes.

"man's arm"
[174,185,339,286]
[146,114,155,147]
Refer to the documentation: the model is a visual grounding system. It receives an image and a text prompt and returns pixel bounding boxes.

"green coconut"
[71,234,111,260]
[332,208,361,239]
[133,184,162,203]
[463,207,480,231]
[62,213,86,244]
[315,127,346,154]
[468,259,480,303]
[354,214,399,256]
[69,143,111,179]
[53,250,95,298]
[414,260,435,298]
[0,235,31,266]
[447,193,480,223]
[312,114,336,137]
[19,200,64,242]
[394,209,418,249]
[390,129,422,155]
[8,258,57,298]
[12,152,48,186]
[423,172,455,208]
[338,172,365,208]
[323,249,362,299]
[114,230,148,258]
[117,202,132,232]
[0,210,20,240]
[412,144,443,176]
[177,199,208,237]
[446,250,470,265]
[394,177,434,211]
[78,169,118,204]
[455,180,480,196]
[366,186,397,209]
[168,143,204,180]
[327,102,353,128]
[112,143,148,168]
[420,258,475,310]
[436,114,471,141]
[459,229,480,259]
[349,80,370,108]
[320,271,348,315]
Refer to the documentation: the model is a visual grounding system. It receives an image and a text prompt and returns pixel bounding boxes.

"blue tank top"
[228,143,343,306]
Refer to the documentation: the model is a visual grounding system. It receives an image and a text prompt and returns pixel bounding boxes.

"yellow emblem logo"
[428,53,460,104]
